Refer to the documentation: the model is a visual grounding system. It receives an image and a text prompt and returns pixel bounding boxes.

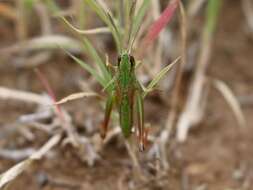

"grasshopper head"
[118,53,135,73]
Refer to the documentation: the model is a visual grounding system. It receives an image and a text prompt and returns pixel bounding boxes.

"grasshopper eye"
[130,55,135,67]
[117,56,121,66]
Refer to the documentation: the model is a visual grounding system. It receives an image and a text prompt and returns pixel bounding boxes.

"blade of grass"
[54,92,100,105]
[0,134,61,189]
[143,56,180,97]
[204,0,222,37]
[84,0,122,52]
[124,0,137,49]
[212,79,246,128]
[81,38,112,83]
[131,0,151,40]
[60,17,110,34]
[59,17,112,88]
[62,49,107,87]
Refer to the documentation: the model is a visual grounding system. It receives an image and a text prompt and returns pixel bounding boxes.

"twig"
[0,87,49,105]
[242,0,253,32]
[0,134,61,188]
[0,148,35,161]
[0,35,82,55]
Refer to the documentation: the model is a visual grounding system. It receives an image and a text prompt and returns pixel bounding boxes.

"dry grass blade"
[187,0,206,17]
[0,87,49,105]
[0,35,82,55]
[61,16,110,34]
[242,0,253,32]
[0,134,61,188]
[54,92,99,105]
[84,0,122,51]
[212,79,246,128]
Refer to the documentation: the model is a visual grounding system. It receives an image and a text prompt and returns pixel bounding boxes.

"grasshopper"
[100,52,146,151]
[60,0,179,151]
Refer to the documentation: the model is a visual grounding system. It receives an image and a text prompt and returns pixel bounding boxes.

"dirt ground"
[0,0,252,190]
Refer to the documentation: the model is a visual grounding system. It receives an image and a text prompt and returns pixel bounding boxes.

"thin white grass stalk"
[0,35,82,54]
[16,0,27,41]
[97,0,111,14]
[242,0,253,32]
[34,2,52,35]
[176,37,210,142]
[212,79,246,128]
[0,87,49,105]
[125,139,144,180]
[151,0,163,76]
[0,134,61,188]
[71,27,110,34]
[0,148,35,161]
[187,0,207,17]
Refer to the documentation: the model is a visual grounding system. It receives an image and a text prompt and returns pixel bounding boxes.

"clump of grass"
[176,0,246,142]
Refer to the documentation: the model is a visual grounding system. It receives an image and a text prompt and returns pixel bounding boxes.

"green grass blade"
[132,0,151,40]
[82,38,112,83]
[63,49,106,87]
[143,57,180,97]
[204,0,222,37]
[59,16,110,82]
[84,0,122,52]
[212,79,246,128]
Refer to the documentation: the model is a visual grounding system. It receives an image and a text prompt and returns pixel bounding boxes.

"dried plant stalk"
[0,134,61,188]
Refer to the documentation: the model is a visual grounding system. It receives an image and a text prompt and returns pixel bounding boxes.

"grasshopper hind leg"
[100,92,115,139]
[136,90,146,151]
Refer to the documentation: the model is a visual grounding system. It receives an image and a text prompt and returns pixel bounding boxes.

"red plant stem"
[144,0,179,45]
[34,68,65,122]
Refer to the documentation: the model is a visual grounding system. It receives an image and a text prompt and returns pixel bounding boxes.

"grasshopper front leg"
[100,92,115,139]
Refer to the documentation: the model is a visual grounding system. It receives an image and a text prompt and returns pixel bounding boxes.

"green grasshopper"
[60,0,179,151]
[100,52,146,151]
